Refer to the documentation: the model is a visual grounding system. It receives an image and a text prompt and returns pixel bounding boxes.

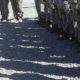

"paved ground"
[0,0,80,80]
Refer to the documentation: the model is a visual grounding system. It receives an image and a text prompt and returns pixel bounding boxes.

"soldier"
[45,0,58,31]
[11,0,23,22]
[58,0,72,39]
[0,0,9,21]
[55,0,64,34]
[51,0,65,36]
[69,0,79,40]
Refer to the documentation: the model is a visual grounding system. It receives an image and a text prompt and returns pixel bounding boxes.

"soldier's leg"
[16,0,23,19]
[11,0,23,20]
[44,0,55,29]
[11,0,18,19]
[35,0,42,21]
[41,0,52,27]
[5,0,9,20]
[0,0,9,20]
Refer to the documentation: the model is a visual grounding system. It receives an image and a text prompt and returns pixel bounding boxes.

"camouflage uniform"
[43,0,49,21]
[35,0,46,22]
[35,0,41,21]
[46,0,54,23]
[11,0,23,20]
[43,0,64,32]
[0,0,9,20]
[61,0,72,38]
[56,0,64,33]
[45,0,56,24]
[69,0,79,39]
[45,0,58,30]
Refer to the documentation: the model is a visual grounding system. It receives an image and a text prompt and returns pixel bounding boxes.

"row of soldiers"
[35,0,80,43]
[0,0,23,22]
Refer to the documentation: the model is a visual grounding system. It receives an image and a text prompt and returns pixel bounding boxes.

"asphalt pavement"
[0,0,80,80]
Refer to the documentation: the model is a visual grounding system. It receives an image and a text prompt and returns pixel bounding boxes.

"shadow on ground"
[0,18,80,80]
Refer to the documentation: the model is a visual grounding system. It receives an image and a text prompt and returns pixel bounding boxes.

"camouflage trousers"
[11,0,23,20]
[0,0,9,19]
[35,0,48,21]
[35,0,43,20]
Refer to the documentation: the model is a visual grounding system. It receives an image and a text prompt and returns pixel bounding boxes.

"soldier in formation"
[35,0,80,42]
